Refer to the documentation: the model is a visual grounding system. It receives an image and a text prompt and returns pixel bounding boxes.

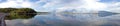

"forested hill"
[0,8,37,20]
[0,8,37,13]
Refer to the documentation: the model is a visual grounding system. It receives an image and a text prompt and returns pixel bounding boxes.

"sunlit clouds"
[0,0,120,12]
[0,0,32,8]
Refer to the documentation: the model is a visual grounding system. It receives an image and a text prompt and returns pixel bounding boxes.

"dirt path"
[0,13,9,26]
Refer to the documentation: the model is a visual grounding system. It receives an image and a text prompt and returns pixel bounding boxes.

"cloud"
[0,0,120,12]
[20,2,32,7]
[43,0,120,13]
[48,0,107,13]
[0,0,33,8]
[0,0,42,12]
[102,2,120,13]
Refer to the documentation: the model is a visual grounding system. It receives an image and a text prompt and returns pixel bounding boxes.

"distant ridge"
[98,11,118,17]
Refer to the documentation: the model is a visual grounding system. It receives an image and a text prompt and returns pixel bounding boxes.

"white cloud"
[0,0,33,8]
[21,2,32,8]
[104,2,120,13]
[48,0,107,13]
[47,0,120,13]
[83,0,107,10]
[0,1,19,8]
[0,0,120,12]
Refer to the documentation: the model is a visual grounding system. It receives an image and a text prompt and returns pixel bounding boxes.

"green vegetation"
[0,8,37,20]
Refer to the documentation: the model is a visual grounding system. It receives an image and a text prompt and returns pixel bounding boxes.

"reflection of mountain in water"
[60,10,118,17]
[5,12,120,26]
[98,11,118,17]
[5,13,37,20]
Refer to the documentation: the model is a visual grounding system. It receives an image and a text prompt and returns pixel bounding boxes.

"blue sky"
[99,0,120,3]
[0,0,120,12]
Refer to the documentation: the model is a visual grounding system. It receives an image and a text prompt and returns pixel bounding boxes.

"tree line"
[0,8,37,20]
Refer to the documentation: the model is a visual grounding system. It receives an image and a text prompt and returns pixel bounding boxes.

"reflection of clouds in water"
[55,13,106,26]
[55,13,120,26]
[5,19,33,26]
[5,19,48,26]
[5,14,120,26]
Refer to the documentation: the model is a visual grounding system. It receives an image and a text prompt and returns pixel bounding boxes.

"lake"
[5,13,120,26]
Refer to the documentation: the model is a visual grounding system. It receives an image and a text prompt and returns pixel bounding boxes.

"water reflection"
[5,13,120,26]
[98,11,118,17]
[5,13,37,20]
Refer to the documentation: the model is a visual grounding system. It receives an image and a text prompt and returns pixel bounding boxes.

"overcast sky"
[0,0,120,12]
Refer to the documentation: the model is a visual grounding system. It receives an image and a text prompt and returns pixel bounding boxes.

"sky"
[0,0,120,12]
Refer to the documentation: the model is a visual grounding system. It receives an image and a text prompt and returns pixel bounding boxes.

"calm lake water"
[5,13,120,26]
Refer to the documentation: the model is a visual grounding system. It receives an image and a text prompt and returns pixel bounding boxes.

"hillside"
[0,8,37,20]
